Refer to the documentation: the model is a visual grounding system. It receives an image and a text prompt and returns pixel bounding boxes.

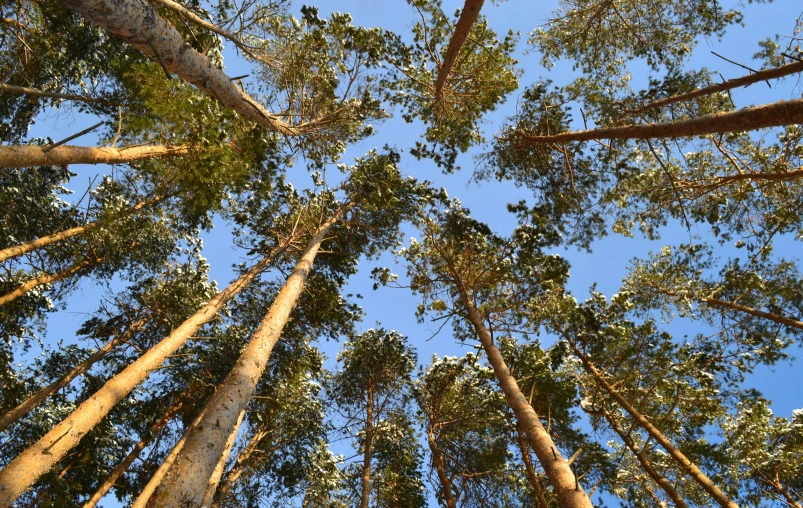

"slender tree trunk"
[458,296,593,507]
[521,98,803,144]
[0,144,188,168]
[0,83,116,105]
[628,60,803,115]
[61,0,318,136]
[360,385,374,508]
[704,296,803,331]
[0,255,103,307]
[599,407,688,508]
[211,426,269,508]
[515,422,550,508]
[82,399,183,508]
[426,427,456,508]
[767,479,802,508]
[569,343,738,508]
[434,0,485,99]
[200,409,245,507]
[0,244,288,507]
[0,318,146,433]
[146,207,347,507]
[0,195,165,263]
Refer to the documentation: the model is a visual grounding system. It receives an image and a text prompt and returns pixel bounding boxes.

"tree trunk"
[459,297,593,507]
[0,195,165,263]
[360,385,374,508]
[426,427,456,508]
[61,0,320,136]
[569,343,738,508]
[82,399,183,508]
[211,426,269,508]
[434,0,485,99]
[628,60,803,115]
[0,244,288,507]
[200,409,245,507]
[521,98,803,144]
[0,318,146,433]
[0,83,116,105]
[768,478,802,508]
[0,144,188,168]
[146,207,347,507]
[515,422,550,508]
[704,296,803,331]
[0,255,103,307]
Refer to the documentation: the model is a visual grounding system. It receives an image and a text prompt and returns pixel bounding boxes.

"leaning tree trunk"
[704,296,803,331]
[515,422,550,508]
[360,385,375,508]
[0,144,188,168]
[82,399,184,508]
[521,98,803,144]
[200,409,245,507]
[458,294,593,507]
[0,318,146,433]
[0,243,289,507]
[0,195,166,263]
[211,425,270,508]
[434,0,485,100]
[569,343,738,508]
[146,207,347,507]
[0,255,103,307]
[426,427,457,508]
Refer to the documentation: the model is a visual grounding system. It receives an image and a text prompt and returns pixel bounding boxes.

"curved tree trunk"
[434,0,485,100]
[0,195,165,263]
[82,399,183,508]
[0,318,146,433]
[0,255,103,307]
[360,385,374,508]
[200,409,245,507]
[0,244,288,507]
[521,98,803,144]
[0,83,116,105]
[426,427,457,508]
[515,422,550,508]
[0,144,188,168]
[146,207,347,507]
[569,343,738,508]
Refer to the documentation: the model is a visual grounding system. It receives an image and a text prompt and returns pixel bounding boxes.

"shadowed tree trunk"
[515,421,550,508]
[0,255,103,307]
[434,0,485,100]
[360,384,374,508]
[0,144,188,168]
[200,409,245,507]
[426,427,457,508]
[211,425,270,508]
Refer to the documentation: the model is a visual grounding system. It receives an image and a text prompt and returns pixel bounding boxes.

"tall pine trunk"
[0,244,288,507]
[0,144,188,168]
[211,425,269,508]
[200,409,245,507]
[146,207,347,507]
[515,422,550,508]
[426,428,456,508]
[434,0,485,100]
[360,385,374,508]
[0,255,103,307]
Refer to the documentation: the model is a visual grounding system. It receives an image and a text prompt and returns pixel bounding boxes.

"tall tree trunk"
[704,296,803,331]
[360,385,374,508]
[515,422,550,508]
[520,98,803,144]
[146,207,347,507]
[628,60,803,115]
[211,426,269,508]
[0,318,146,433]
[767,478,802,508]
[0,243,288,507]
[0,83,116,105]
[0,144,188,168]
[200,409,245,507]
[82,399,183,508]
[426,427,456,508]
[0,195,165,263]
[0,255,103,307]
[61,0,322,136]
[458,294,592,507]
[569,343,737,508]
[434,0,485,100]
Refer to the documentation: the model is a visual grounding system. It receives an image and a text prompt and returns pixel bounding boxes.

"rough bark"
[360,385,374,508]
[628,61,803,115]
[146,209,345,507]
[0,244,287,507]
[82,399,183,508]
[211,426,269,508]
[569,343,738,508]
[426,428,457,508]
[200,409,245,507]
[434,0,485,100]
[515,422,550,508]
[521,98,803,144]
[0,256,103,307]
[0,318,146,433]
[704,297,803,331]
[0,144,188,168]
[0,83,117,105]
[61,0,322,136]
[0,195,165,263]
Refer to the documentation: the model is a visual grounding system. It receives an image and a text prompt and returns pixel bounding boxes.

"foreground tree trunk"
[0,244,289,507]
[200,409,245,507]
[426,428,457,508]
[0,255,103,307]
[146,207,347,507]
[360,385,374,508]
[0,144,188,168]
[569,343,737,508]
[434,0,485,100]
[0,195,165,263]
[0,318,146,433]
[521,98,803,144]
[82,399,183,508]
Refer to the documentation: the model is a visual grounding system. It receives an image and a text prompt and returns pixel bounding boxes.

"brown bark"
[360,385,374,508]
[146,208,346,507]
[211,426,269,508]
[515,422,550,508]
[0,144,188,169]
[569,343,738,508]
[704,297,803,331]
[0,318,146,433]
[0,244,288,507]
[434,0,485,100]
[426,428,457,508]
[0,195,165,263]
[521,98,803,144]
[200,409,245,507]
[0,83,117,105]
[61,0,323,136]
[82,399,183,508]
[0,255,103,307]
[628,61,803,115]
[768,479,802,508]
